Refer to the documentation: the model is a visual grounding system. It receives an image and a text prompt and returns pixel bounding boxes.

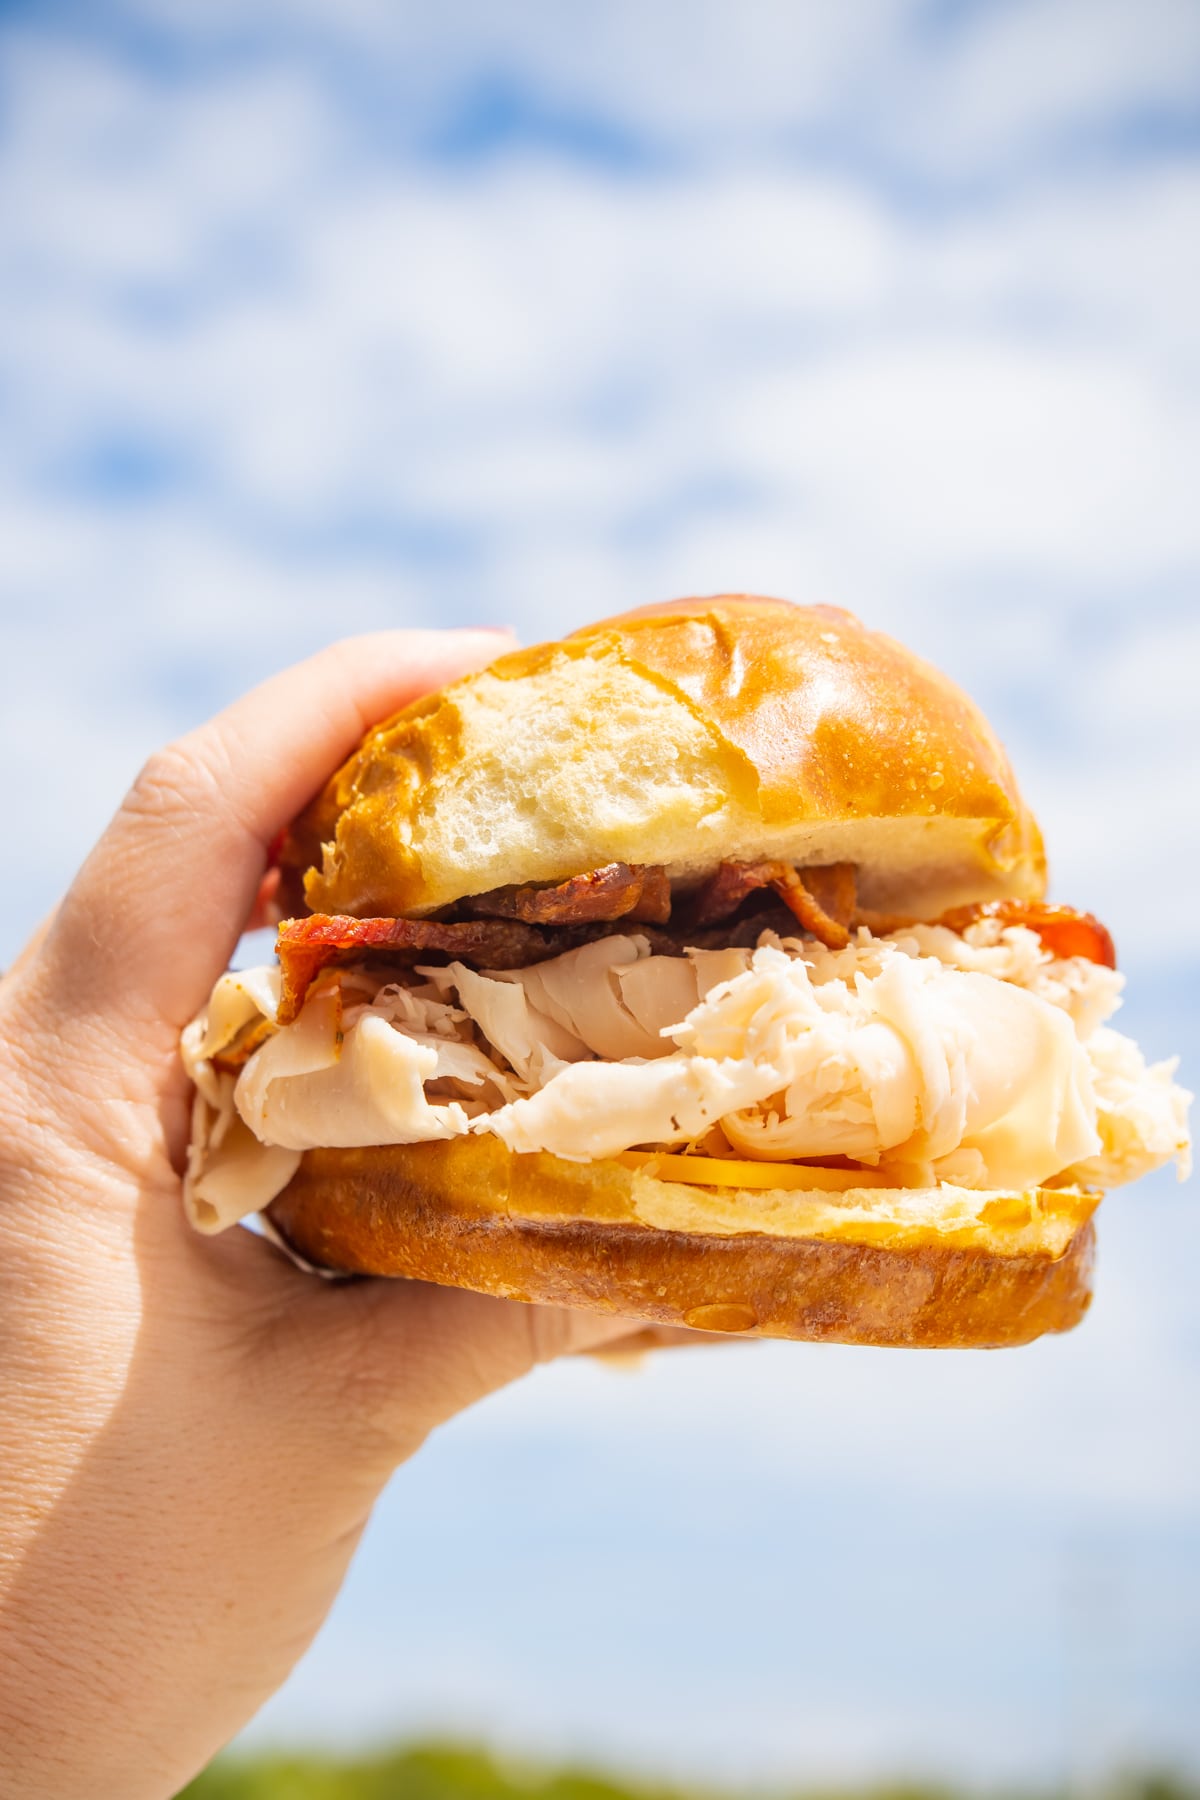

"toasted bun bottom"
[268,1137,1097,1349]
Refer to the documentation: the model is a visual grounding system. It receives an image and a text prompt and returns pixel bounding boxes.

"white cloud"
[926,164,1200,366]
[107,0,1200,188]
[0,37,337,286]
[718,339,1198,576]
[117,0,913,149]
[884,0,1200,176]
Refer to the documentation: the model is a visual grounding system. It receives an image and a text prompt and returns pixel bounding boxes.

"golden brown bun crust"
[283,596,1046,919]
[268,1137,1096,1350]
[577,596,1033,832]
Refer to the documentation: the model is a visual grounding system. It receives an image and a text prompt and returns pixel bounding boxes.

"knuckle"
[123,739,227,833]
[125,743,199,821]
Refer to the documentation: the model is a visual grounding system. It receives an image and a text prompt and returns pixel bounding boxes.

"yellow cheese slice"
[614,1151,894,1191]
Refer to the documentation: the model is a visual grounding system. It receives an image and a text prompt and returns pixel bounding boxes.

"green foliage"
[177,1740,702,1800]
[177,1744,1200,1800]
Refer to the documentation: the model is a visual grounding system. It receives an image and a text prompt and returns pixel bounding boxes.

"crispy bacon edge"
[461,862,671,927]
[274,873,1114,1030]
[687,860,857,949]
[275,914,554,1025]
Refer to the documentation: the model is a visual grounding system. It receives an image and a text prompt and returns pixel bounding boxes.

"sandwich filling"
[182,909,1191,1235]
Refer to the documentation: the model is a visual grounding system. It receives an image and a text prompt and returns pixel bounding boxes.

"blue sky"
[1,0,1198,1783]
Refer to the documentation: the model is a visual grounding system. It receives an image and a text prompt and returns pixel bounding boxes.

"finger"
[300,1277,649,1468]
[215,1243,737,1490]
[39,629,515,1031]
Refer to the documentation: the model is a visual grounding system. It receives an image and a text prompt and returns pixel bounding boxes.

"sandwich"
[181,597,1191,1347]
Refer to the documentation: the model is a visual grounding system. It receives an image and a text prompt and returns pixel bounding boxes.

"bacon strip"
[686,861,780,927]
[687,860,856,950]
[276,914,553,1024]
[462,862,668,926]
[275,870,1113,1036]
[798,862,857,932]
[935,900,1116,968]
[770,867,853,951]
[626,863,672,925]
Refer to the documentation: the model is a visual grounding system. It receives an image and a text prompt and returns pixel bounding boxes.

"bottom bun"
[268,1136,1098,1349]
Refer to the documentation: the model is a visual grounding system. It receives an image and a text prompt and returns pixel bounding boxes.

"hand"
[0,631,662,1800]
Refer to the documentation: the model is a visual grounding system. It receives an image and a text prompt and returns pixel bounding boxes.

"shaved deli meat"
[612,947,741,1036]
[233,987,481,1153]
[485,1044,789,1162]
[861,922,1122,1038]
[494,936,670,1061]
[424,940,757,1066]
[424,940,753,1068]
[1062,1028,1191,1189]
[697,948,1096,1187]
[433,961,587,1086]
[183,1082,302,1235]
[192,963,283,1064]
[181,968,295,1231]
[183,914,1191,1230]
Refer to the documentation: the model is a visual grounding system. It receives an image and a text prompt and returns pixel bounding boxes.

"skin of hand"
[0,631,673,1800]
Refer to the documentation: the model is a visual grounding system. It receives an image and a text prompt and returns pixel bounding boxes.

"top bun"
[284,596,1046,919]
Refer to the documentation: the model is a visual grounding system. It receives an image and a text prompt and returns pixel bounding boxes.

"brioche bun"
[268,1137,1097,1348]
[283,596,1045,922]
[268,597,1088,1348]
